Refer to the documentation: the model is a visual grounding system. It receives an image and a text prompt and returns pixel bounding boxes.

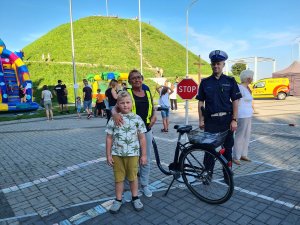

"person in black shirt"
[83,80,93,119]
[105,79,119,123]
[53,80,69,113]
[196,50,242,179]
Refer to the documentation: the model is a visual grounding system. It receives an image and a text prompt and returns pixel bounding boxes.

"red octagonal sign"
[177,78,198,100]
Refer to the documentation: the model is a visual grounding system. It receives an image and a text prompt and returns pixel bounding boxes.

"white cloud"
[253,28,300,49]
[187,27,250,61]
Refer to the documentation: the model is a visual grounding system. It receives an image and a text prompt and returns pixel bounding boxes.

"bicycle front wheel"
[180,147,234,204]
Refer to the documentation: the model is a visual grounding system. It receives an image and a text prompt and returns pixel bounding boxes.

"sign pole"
[185,8,189,125]
[69,0,77,109]
[185,0,199,125]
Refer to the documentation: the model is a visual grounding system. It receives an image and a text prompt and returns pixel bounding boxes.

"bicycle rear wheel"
[180,147,234,204]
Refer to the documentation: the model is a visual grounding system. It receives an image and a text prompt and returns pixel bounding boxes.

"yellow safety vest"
[127,89,153,124]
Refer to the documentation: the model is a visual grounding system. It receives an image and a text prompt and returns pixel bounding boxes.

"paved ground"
[0,97,300,225]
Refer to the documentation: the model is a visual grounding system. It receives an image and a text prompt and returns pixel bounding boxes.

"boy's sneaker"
[132,198,143,211]
[142,186,152,197]
[123,191,132,203]
[109,200,122,214]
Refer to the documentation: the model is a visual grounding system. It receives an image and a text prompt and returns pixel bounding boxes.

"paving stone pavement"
[0,97,300,225]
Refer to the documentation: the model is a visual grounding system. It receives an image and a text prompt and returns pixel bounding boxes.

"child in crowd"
[121,81,127,91]
[156,85,173,132]
[7,80,14,93]
[19,84,26,103]
[105,91,147,214]
[76,96,82,119]
[94,89,105,117]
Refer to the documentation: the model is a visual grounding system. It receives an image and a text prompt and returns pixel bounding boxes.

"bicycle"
[152,124,234,204]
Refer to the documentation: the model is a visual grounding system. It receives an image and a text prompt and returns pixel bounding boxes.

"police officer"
[196,50,242,169]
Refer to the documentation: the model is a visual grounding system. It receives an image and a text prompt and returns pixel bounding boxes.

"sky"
[1,0,300,79]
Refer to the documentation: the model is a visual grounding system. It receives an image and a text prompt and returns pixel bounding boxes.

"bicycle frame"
[152,132,190,176]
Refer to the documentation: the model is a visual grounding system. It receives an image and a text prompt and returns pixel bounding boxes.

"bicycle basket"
[187,129,228,149]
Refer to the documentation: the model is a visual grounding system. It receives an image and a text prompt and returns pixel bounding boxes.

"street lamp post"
[106,0,109,17]
[69,0,78,108]
[194,55,204,83]
[138,0,143,74]
[185,0,198,125]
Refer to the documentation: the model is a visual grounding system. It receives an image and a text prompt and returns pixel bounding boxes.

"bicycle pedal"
[168,162,178,171]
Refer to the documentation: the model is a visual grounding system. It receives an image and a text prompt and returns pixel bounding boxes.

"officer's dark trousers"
[203,115,234,172]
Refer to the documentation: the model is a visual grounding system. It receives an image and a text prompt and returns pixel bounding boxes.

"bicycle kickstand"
[164,177,176,196]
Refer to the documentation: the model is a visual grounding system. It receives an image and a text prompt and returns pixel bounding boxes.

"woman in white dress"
[233,70,254,165]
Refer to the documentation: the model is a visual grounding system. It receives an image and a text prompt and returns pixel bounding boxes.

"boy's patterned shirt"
[105,113,146,156]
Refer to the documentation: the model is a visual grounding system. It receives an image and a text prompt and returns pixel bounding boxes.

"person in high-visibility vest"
[111,69,156,199]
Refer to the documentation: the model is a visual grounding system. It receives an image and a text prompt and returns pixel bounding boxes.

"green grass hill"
[23,16,212,103]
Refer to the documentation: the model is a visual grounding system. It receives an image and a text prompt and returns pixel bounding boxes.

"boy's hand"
[140,155,147,166]
[106,155,114,167]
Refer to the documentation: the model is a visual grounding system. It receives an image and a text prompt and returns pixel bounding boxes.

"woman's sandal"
[161,129,168,132]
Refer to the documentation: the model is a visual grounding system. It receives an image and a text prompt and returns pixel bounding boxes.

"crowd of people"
[104,52,254,213]
[38,50,254,213]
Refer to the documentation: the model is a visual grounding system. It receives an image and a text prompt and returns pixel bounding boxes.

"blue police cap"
[209,50,228,62]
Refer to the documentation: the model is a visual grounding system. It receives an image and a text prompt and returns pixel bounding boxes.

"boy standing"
[94,89,105,117]
[76,96,82,119]
[106,91,147,214]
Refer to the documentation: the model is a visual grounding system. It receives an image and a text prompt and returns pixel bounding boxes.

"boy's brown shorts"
[112,156,139,182]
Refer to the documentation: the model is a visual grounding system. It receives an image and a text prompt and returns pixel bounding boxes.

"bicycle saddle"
[174,125,193,134]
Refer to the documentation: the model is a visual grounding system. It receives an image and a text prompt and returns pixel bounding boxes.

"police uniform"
[196,50,242,165]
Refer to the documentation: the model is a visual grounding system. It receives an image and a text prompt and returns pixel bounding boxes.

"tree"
[231,63,246,76]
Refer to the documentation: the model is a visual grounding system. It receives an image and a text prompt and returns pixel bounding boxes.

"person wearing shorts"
[161,107,170,119]
[76,96,82,119]
[156,85,173,132]
[83,80,93,119]
[94,89,106,117]
[54,80,69,113]
[106,91,147,214]
[41,85,53,121]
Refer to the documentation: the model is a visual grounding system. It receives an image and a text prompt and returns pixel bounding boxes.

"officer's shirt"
[196,74,242,114]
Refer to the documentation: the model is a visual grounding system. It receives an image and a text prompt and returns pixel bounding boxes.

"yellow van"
[251,78,290,100]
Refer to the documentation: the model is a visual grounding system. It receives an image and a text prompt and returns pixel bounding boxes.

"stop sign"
[177,78,198,100]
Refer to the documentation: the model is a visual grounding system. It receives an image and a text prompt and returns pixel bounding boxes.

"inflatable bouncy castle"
[0,39,39,112]
[87,72,129,101]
